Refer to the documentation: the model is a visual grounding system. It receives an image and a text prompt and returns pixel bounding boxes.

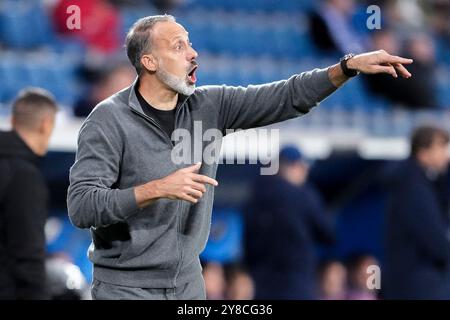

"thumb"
[184,162,202,172]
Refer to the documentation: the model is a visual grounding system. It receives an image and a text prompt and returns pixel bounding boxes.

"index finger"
[183,162,202,173]
[386,55,413,65]
[191,173,219,186]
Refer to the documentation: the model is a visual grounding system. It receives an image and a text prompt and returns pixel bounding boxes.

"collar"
[0,130,41,165]
[127,76,190,115]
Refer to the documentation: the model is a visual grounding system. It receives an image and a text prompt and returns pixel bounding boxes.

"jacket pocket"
[117,221,180,270]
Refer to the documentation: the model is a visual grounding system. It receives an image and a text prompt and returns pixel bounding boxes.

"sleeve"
[4,169,49,299]
[207,67,337,133]
[67,120,140,229]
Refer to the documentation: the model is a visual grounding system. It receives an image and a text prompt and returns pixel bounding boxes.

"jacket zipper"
[130,109,175,146]
[130,103,186,290]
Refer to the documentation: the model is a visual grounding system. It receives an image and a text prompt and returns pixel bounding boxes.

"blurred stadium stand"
[1,0,448,113]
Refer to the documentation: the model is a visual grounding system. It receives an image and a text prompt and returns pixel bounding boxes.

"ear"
[141,53,158,73]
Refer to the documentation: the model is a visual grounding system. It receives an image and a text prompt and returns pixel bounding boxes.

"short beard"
[156,61,195,96]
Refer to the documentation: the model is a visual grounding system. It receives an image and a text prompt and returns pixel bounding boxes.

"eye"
[174,41,185,51]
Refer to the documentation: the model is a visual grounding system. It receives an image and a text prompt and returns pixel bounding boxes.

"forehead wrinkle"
[156,23,188,42]
[168,31,189,43]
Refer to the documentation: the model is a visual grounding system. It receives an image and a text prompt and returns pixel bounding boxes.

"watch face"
[340,53,354,62]
[341,54,358,77]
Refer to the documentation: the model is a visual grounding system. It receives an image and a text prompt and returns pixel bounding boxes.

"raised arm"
[206,50,412,132]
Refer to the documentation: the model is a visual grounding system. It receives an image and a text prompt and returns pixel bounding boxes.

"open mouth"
[187,64,198,84]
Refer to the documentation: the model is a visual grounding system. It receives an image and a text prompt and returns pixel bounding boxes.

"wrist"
[145,179,165,200]
[346,56,358,72]
[340,53,360,77]
[328,63,349,87]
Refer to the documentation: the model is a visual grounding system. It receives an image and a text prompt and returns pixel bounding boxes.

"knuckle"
[183,177,190,184]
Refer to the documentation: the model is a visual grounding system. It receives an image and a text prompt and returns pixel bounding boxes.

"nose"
[188,45,198,61]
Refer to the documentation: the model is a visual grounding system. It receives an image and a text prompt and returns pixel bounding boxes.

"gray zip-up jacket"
[67,68,337,288]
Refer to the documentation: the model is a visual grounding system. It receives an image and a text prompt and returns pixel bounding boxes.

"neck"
[138,73,178,110]
[15,128,43,156]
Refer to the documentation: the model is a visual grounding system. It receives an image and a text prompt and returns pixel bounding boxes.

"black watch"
[340,53,359,77]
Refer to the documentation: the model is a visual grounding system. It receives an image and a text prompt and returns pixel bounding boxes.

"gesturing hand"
[347,49,413,78]
[157,162,218,204]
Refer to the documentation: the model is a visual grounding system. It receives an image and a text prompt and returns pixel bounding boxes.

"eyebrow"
[170,34,189,44]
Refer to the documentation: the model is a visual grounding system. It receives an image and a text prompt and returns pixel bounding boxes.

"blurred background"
[0,0,449,299]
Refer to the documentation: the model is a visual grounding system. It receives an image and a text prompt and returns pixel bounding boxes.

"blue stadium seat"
[177,10,316,58]
[0,0,55,49]
[188,0,314,13]
[120,5,158,38]
[0,53,79,106]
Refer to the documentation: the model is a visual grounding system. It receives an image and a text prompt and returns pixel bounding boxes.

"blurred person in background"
[401,34,439,108]
[346,253,378,300]
[428,0,450,42]
[46,255,91,300]
[151,0,185,13]
[318,260,348,300]
[384,126,450,299]
[365,31,439,109]
[202,262,254,300]
[0,88,58,299]
[202,262,226,300]
[244,146,335,299]
[225,265,254,300]
[376,0,426,32]
[74,63,135,117]
[309,0,368,55]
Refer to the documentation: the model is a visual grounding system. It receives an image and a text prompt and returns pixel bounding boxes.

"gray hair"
[125,15,176,75]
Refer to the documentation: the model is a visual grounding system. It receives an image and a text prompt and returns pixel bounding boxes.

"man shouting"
[67,15,412,300]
